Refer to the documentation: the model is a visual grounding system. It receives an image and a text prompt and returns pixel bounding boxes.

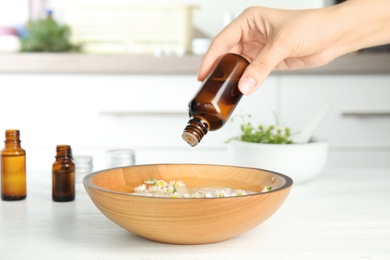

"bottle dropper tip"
[182,132,199,147]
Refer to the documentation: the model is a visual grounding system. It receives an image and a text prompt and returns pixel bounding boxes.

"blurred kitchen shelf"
[0,53,202,74]
[0,52,389,74]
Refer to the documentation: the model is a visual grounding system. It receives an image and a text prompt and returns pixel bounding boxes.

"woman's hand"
[198,0,390,95]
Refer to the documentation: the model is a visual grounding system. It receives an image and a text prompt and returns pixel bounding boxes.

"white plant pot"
[227,139,329,184]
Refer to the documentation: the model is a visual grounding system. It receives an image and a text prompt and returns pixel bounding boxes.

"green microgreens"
[226,112,295,144]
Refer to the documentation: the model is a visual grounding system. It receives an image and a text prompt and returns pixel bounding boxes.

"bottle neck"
[182,118,209,147]
[4,129,22,148]
[55,145,73,159]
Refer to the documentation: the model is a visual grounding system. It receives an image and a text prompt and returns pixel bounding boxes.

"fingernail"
[239,76,257,95]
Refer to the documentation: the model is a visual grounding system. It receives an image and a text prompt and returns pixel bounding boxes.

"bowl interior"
[85,164,290,195]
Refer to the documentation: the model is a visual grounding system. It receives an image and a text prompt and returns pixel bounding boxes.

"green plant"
[21,17,80,52]
[226,113,295,144]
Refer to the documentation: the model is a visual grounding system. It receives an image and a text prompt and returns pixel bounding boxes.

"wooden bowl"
[83,164,293,244]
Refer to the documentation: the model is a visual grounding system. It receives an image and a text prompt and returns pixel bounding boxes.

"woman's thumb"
[238,46,283,95]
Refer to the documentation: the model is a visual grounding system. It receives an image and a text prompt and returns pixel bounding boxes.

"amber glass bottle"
[1,129,27,201]
[52,144,75,202]
[182,53,249,147]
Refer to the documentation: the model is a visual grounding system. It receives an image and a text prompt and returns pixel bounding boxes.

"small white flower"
[148,185,159,193]
[261,186,272,192]
[133,179,252,198]
[191,192,202,198]
[204,193,213,198]
[134,184,146,192]
[216,190,227,197]
[182,193,191,198]
[234,190,242,196]
[170,192,180,198]
[144,178,157,185]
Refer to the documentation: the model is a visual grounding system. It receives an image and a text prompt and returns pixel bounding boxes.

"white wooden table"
[1,168,389,259]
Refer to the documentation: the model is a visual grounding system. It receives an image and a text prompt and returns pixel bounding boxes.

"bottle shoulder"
[1,147,26,155]
[53,159,75,166]
[52,163,75,173]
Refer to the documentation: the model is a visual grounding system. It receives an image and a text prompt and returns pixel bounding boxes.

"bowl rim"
[83,163,293,200]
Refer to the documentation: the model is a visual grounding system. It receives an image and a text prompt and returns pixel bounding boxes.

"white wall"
[1,0,335,37]
[165,0,335,37]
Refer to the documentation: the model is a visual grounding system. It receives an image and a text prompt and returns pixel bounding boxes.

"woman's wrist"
[333,0,390,54]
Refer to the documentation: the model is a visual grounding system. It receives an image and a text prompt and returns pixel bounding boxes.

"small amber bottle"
[1,129,27,201]
[182,53,249,146]
[52,144,75,202]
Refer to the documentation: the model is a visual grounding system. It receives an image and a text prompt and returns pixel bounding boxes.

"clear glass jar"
[106,149,135,168]
[73,155,93,183]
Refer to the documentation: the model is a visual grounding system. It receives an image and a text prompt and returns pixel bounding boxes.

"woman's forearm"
[332,0,390,55]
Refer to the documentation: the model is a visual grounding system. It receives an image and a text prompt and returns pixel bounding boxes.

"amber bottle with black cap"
[1,129,27,201]
[52,144,75,202]
[182,53,249,147]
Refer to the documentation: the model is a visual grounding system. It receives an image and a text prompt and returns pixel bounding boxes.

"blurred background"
[2,1,334,38]
[0,0,389,175]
